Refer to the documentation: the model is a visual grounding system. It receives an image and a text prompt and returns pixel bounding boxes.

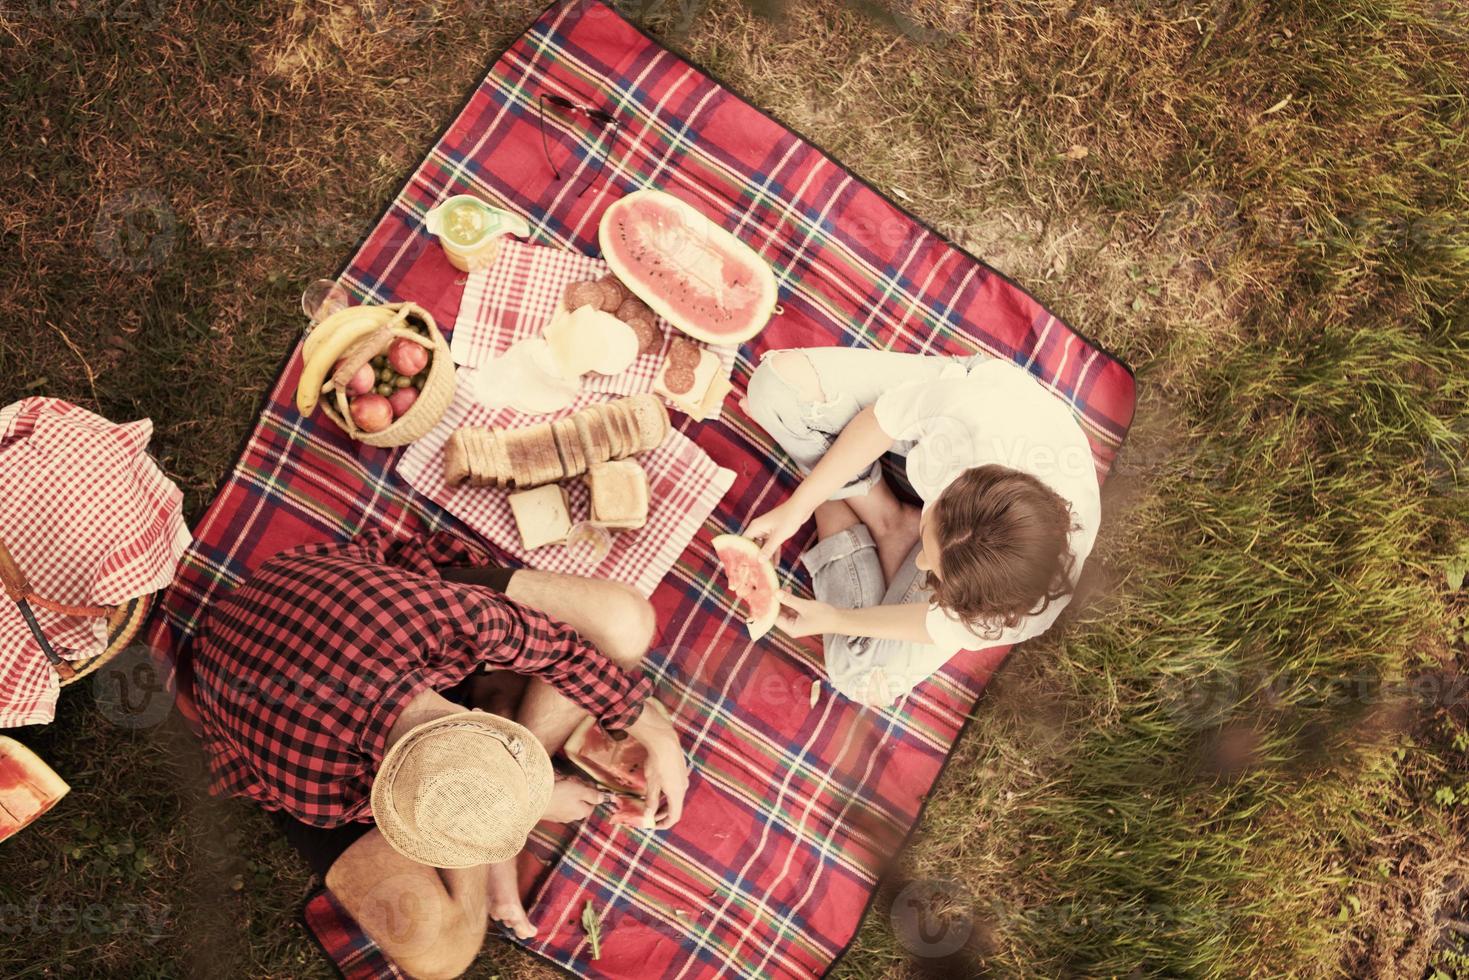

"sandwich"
[653,338,729,421]
[587,459,649,530]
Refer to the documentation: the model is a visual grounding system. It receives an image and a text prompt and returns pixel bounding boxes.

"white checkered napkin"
[396,377,734,597]
[448,238,739,388]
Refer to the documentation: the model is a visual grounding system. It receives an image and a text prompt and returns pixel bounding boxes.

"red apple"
[387,386,419,417]
[349,393,394,433]
[339,361,375,396]
[388,337,430,376]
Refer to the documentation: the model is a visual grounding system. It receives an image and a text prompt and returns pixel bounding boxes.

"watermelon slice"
[599,189,778,345]
[711,533,780,639]
[0,736,69,843]
[562,710,653,797]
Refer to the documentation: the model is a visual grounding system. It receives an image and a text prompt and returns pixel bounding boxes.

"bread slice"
[612,401,638,459]
[508,484,572,550]
[573,409,612,465]
[591,403,622,459]
[482,429,508,488]
[654,345,724,419]
[444,430,471,486]
[587,459,649,530]
[463,428,491,487]
[530,425,561,486]
[552,418,584,478]
[500,427,533,488]
[627,393,669,452]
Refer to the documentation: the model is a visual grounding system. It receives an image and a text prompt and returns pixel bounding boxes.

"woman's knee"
[746,351,824,437]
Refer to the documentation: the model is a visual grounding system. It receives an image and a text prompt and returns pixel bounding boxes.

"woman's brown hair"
[928,464,1078,637]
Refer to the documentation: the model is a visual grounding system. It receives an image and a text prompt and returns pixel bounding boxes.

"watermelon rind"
[599,189,778,346]
[712,533,781,639]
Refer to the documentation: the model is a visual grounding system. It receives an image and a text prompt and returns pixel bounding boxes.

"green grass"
[1,0,1467,977]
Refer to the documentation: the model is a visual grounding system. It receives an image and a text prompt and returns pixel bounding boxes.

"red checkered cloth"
[144,2,1136,977]
[0,398,189,727]
[396,240,736,596]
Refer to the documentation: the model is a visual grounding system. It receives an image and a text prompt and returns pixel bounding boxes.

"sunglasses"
[538,92,620,197]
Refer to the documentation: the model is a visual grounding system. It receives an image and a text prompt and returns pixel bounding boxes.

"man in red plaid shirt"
[191,529,688,978]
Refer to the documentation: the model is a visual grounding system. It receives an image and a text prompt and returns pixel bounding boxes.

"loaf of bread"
[443,392,669,490]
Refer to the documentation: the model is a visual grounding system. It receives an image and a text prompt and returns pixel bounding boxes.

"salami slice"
[668,337,702,369]
[662,364,697,395]
[563,279,604,311]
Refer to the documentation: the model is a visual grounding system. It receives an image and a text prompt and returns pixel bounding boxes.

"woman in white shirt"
[742,347,1101,706]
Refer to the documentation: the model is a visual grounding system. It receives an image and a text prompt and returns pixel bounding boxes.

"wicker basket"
[59,592,155,686]
[317,301,455,448]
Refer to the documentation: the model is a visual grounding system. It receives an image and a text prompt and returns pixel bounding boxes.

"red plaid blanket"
[146,1,1136,977]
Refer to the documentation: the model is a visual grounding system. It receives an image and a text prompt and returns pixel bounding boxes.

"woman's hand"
[542,777,607,824]
[775,591,839,638]
[626,704,689,830]
[745,500,809,561]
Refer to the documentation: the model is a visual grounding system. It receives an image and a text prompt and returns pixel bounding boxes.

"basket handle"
[0,537,110,618]
[0,537,32,603]
[0,538,75,678]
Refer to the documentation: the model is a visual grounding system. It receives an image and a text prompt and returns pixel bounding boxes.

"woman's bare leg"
[845,476,922,588]
[814,499,861,539]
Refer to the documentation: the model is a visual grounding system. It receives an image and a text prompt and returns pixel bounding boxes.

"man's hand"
[542,777,607,824]
[626,703,689,830]
[745,500,809,561]
[776,591,838,638]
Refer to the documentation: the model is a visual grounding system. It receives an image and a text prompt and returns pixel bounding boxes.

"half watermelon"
[711,533,781,639]
[599,189,778,346]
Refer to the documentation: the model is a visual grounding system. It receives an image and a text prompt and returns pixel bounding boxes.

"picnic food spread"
[600,188,778,345]
[711,534,781,639]
[444,394,666,550]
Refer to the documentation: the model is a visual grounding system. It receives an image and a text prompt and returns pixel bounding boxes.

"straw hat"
[370,711,553,868]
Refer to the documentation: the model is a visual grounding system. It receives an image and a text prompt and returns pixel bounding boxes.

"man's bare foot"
[486,859,536,939]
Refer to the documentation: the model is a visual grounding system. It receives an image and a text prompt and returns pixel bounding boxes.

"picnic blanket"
[395,240,736,595]
[144,1,1137,977]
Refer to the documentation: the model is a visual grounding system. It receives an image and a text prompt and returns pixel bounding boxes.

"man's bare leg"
[477,570,655,946]
[325,828,489,979]
[500,570,656,754]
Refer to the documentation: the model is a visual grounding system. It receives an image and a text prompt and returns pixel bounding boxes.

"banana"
[301,304,380,365]
[295,307,396,415]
